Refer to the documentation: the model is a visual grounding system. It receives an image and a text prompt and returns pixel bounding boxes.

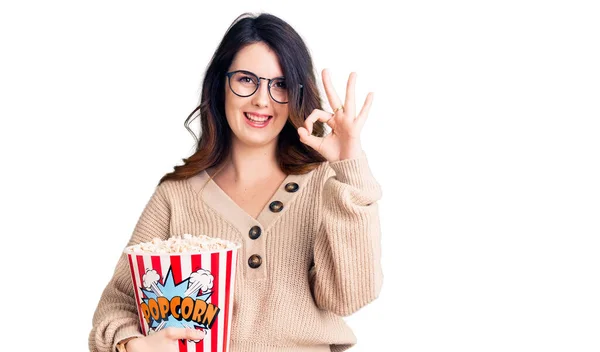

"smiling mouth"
[244,112,273,123]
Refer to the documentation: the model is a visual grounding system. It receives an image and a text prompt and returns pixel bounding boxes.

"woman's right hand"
[126,328,206,352]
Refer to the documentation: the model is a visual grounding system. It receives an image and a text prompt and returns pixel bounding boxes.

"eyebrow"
[236,69,285,79]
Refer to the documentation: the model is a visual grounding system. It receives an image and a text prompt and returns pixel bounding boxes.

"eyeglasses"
[225,70,302,104]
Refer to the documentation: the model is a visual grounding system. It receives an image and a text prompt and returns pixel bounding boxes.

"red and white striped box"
[125,245,240,352]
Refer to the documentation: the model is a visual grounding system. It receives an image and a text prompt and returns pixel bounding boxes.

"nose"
[251,79,270,107]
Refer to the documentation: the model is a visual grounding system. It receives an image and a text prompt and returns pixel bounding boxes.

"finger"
[322,69,343,113]
[304,109,335,135]
[187,328,206,341]
[162,327,206,341]
[356,92,374,129]
[344,72,357,118]
[298,127,326,152]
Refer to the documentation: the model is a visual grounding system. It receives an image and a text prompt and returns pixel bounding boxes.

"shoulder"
[153,176,198,201]
[296,161,334,196]
[306,160,334,180]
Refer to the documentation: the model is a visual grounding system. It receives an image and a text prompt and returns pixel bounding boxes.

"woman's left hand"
[298,69,374,162]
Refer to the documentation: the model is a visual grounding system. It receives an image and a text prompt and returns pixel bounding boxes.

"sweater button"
[249,226,261,240]
[284,182,299,193]
[269,201,283,213]
[248,254,262,268]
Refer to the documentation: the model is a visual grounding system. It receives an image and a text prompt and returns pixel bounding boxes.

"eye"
[273,80,287,89]
[238,75,255,83]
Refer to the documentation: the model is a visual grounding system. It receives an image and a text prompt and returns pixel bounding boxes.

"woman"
[90,12,382,352]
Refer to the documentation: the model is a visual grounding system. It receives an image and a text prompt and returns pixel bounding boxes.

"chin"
[239,134,279,148]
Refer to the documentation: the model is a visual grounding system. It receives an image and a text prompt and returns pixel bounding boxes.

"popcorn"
[125,234,239,253]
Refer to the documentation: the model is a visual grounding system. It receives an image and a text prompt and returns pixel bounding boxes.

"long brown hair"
[159,13,326,185]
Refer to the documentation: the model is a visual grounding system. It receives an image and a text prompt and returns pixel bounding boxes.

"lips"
[244,112,272,122]
[243,112,273,128]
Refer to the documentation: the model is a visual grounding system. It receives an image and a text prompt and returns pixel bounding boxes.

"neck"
[220,138,282,184]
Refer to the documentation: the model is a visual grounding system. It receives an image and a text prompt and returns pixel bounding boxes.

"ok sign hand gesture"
[298,69,374,162]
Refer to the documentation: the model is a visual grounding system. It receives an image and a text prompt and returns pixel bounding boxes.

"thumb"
[298,127,324,151]
[161,327,206,341]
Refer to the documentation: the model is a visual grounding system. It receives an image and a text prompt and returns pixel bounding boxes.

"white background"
[1,1,599,351]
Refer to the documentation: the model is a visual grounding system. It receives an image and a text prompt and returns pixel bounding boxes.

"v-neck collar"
[187,168,316,280]
[188,169,314,233]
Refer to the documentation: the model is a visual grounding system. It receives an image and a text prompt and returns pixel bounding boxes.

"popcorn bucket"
[125,237,240,352]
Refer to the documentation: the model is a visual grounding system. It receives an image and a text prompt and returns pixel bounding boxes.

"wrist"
[339,144,363,161]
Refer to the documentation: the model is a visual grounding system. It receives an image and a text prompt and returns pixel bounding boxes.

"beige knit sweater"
[89,154,383,352]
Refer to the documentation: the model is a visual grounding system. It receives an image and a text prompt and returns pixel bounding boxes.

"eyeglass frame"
[225,69,303,104]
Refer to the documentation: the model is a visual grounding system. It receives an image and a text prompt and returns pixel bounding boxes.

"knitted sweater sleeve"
[89,184,171,352]
[310,154,384,316]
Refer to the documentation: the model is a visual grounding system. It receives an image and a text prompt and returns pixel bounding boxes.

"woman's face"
[224,42,289,149]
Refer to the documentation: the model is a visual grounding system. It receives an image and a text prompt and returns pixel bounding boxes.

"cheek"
[274,109,289,128]
[224,94,243,119]
[275,106,289,119]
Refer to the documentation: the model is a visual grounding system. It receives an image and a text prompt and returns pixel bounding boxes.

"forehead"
[229,42,284,77]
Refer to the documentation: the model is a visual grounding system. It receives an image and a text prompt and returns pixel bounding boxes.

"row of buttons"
[246,182,299,269]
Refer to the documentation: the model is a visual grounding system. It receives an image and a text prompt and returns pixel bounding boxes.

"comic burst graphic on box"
[140,267,220,332]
